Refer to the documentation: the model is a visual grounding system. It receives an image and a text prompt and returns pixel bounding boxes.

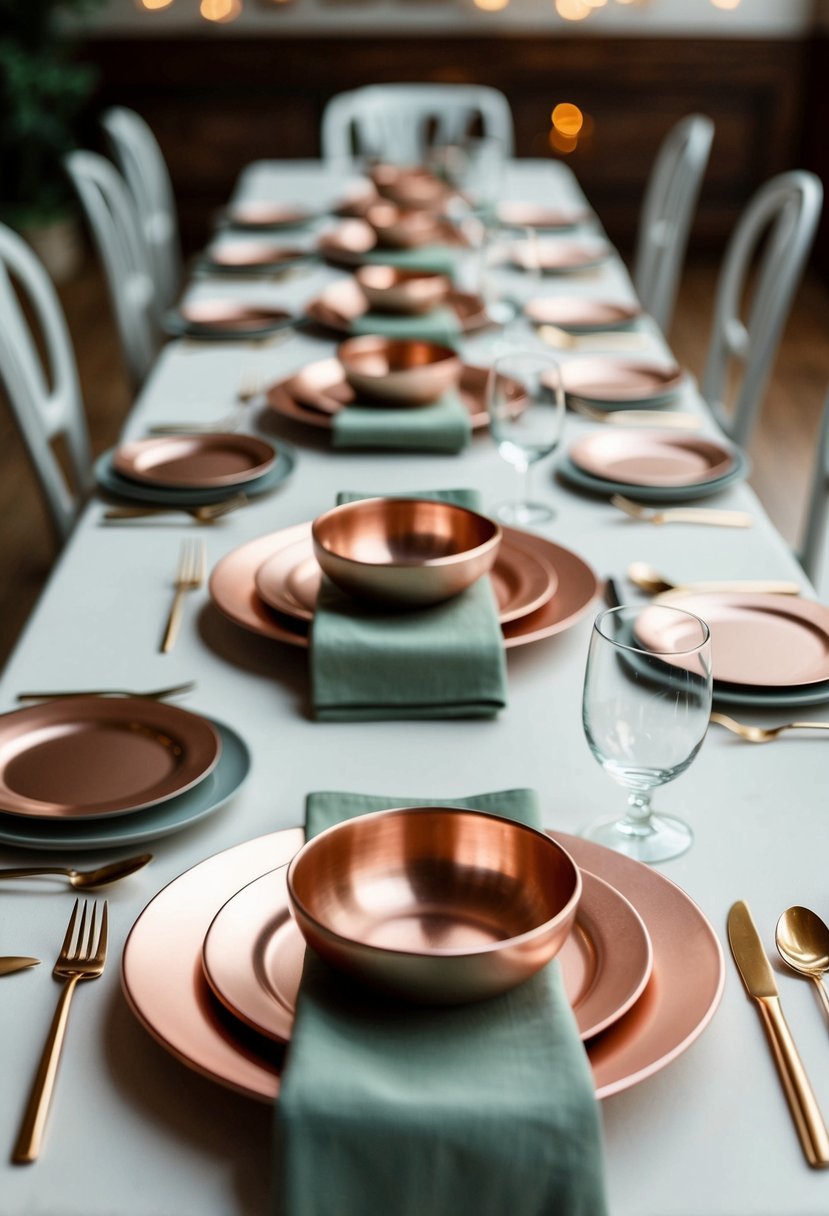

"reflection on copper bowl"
[355,265,451,315]
[338,336,462,405]
[371,165,448,210]
[287,806,582,1004]
[366,202,440,249]
[311,497,502,608]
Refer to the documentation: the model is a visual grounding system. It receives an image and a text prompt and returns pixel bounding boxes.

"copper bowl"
[355,265,451,315]
[311,496,502,608]
[371,165,448,210]
[287,806,582,1005]
[338,336,462,405]
[366,202,440,249]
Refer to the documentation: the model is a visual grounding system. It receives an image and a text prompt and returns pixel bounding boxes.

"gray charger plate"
[95,444,296,507]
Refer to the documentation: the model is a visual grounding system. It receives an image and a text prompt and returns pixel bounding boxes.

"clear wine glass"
[582,604,713,863]
[486,350,565,526]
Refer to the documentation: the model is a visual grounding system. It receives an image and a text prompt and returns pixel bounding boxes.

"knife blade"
[0,957,40,977]
[728,900,829,1168]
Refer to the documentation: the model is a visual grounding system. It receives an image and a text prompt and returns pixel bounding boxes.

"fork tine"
[95,902,109,966]
[85,903,97,958]
[72,901,88,960]
[194,539,206,585]
[59,900,79,959]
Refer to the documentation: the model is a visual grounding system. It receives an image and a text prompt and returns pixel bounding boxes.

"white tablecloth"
[0,160,826,1216]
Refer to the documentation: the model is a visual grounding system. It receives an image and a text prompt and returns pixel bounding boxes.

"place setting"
[198,237,316,278]
[317,203,468,275]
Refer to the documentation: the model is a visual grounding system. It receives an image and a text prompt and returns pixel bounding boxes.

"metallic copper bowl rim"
[337,336,461,372]
[311,497,502,570]
[287,806,583,960]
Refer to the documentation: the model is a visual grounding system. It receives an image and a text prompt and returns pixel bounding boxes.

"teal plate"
[0,717,250,851]
[557,446,749,502]
[95,443,296,507]
[566,389,682,413]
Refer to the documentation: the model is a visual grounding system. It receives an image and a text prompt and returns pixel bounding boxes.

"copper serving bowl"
[338,336,462,405]
[355,265,451,315]
[287,806,582,1005]
[311,496,502,608]
[366,202,440,249]
[371,165,449,210]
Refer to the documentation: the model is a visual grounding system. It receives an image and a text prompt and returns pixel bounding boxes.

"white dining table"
[0,156,827,1216]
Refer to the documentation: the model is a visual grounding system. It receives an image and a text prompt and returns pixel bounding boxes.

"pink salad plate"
[176,300,294,334]
[113,434,276,490]
[514,238,610,273]
[305,279,488,334]
[568,431,735,489]
[205,241,310,270]
[202,864,652,1044]
[496,203,591,230]
[121,827,724,1102]
[208,522,600,651]
[558,358,685,404]
[224,202,315,229]
[524,296,642,331]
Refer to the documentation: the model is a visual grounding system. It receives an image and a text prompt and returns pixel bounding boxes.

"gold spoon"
[776,907,829,1021]
[0,853,152,890]
[710,712,829,743]
[627,561,801,597]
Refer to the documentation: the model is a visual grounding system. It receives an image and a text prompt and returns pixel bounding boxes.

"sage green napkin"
[351,307,461,347]
[273,788,609,1216]
[331,390,472,453]
[310,489,506,720]
[363,245,460,276]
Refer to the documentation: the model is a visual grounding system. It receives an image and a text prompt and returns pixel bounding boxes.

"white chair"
[64,149,159,389]
[798,390,829,591]
[701,170,823,450]
[0,223,92,544]
[632,114,714,335]
[101,106,182,313]
[321,84,515,166]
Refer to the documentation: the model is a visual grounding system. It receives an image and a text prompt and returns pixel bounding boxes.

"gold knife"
[728,900,829,1168]
[0,957,40,977]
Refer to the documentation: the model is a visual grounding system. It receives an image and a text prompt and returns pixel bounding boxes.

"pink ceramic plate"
[224,203,314,229]
[202,865,652,1044]
[114,435,276,490]
[177,300,294,333]
[121,827,723,1101]
[525,297,642,331]
[568,430,735,488]
[206,241,309,270]
[516,239,609,273]
[497,203,590,229]
[559,358,685,404]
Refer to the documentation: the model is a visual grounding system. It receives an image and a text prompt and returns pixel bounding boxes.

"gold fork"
[610,493,753,528]
[12,899,108,1164]
[570,399,701,429]
[538,323,650,352]
[103,494,248,524]
[711,712,829,744]
[161,538,206,654]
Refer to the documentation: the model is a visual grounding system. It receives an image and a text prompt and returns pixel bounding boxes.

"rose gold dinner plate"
[206,241,308,270]
[177,300,294,334]
[524,297,642,331]
[305,279,488,334]
[224,203,314,229]
[121,827,723,1101]
[114,435,276,489]
[568,431,735,488]
[267,361,493,431]
[0,697,221,820]
[253,529,558,624]
[559,358,685,403]
[517,239,609,273]
[209,523,598,650]
[202,864,652,1044]
[497,203,590,229]
[638,592,829,688]
[318,219,462,267]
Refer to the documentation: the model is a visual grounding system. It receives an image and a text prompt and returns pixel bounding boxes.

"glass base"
[582,812,693,864]
[496,500,554,526]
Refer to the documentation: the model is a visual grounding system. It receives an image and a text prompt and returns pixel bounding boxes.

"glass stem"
[619,791,656,839]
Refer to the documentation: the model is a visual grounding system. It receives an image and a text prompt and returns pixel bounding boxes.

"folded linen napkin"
[351,306,461,347]
[310,489,506,720]
[363,244,460,276]
[331,390,472,454]
[273,788,608,1216]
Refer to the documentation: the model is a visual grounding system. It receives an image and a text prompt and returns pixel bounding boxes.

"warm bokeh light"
[551,103,584,138]
[137,0,174,9]
[583,0,607,7]
[710,0,742,8]
[549,130,578,155]
[555,0,592,20]
[473,0,511,11]
[200,0,241,20]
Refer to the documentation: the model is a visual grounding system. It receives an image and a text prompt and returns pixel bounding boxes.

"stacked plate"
[221,202,318,231]
[511,238,610,274]
[96,435,295,507]
[0,698,250,851]
[559,428,748,502]
[121,824,724,1102]
[639,591,829,708]
[164,299,298,341]
[525,296,643,332]
[208,520,600,650]
[496,202,591,231]
[201,238,314,277]
[304,279,488,336]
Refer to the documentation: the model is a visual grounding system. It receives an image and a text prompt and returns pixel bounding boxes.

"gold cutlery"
[17,682,195,703]
[728,899,829,1168]
[570,399,701,429]
[0,854,151,891]
[711,712,829,744]
[538,323,650,352]
[161,538,206,654]
[0,958,40,977]
[776,907,829,1022]
[103,495,248,523]
[13,900,108,1164]
[611,494,753,528]
[627,561,800,597]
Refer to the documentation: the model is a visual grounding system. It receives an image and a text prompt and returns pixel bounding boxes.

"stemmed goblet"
[581,603,712,863]
[486,350,565,526]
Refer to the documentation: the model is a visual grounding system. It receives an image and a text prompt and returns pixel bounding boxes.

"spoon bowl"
[775,906,829,1022]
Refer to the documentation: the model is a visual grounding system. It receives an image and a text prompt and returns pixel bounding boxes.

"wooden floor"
[0,255,827,672]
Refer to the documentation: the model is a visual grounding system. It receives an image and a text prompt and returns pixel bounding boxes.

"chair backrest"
[64,149,159,389]
[321,84,515,166]
[701,170,823,449]
[0,223,92,544]
[632,115,714,335]
[101,106,182,313]
[798,388,829,587]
